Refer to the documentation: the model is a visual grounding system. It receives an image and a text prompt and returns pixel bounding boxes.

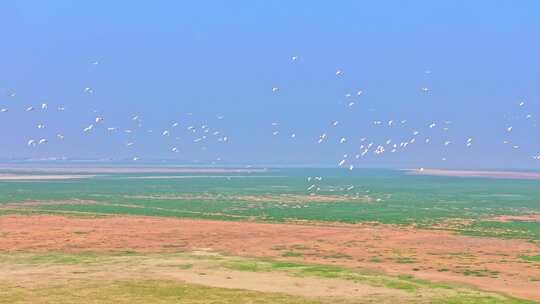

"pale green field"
[0,251,534,304]
[1,168,539,240]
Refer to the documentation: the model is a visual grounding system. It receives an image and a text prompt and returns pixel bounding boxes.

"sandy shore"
[408,168,540,180]
[0,174,95,180]
[0,166,268,174]
[127,175,279,179]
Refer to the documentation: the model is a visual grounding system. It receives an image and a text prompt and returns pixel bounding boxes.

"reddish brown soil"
[0,215,539,301]
[491,214,540,222]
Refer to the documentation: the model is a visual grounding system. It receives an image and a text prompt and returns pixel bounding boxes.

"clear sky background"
[0,1,539,168]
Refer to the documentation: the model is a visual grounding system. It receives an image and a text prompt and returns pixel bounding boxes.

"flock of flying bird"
[270,56,540,174]
[17,105,230,163]
[1,56,539,181]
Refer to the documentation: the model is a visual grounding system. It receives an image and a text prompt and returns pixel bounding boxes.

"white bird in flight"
[83,124,94,133]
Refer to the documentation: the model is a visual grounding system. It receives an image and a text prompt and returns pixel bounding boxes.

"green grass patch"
[458,221,540,241]
[282,251,303,257]
[290,244,310,250]
[323,253,353,260]
[26,253,104,265]
[0,251,142,266]
[222,257,423,291]
[395,256,417,264]
[433,294,534,304]
[520,254,540,262]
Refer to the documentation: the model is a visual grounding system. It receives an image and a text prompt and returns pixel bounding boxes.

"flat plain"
[0,167,539,303]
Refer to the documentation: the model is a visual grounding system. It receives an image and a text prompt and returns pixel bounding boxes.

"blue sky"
[0,1,539,168]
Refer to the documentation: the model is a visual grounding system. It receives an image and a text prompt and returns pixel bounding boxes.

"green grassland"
[0,169,539,240]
